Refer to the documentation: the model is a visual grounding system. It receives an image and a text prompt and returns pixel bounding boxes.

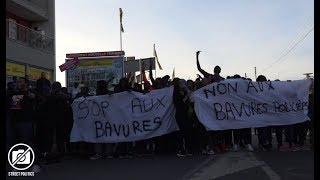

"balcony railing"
[6,19,54,53]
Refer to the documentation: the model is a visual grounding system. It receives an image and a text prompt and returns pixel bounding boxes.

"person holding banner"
[173,78,193,157]
[196,51,228,153]
[271,79,286,151]
[90,80,114,160]
[255,75,273,151]
[113,78,134,158]
[228,75,254,152]
[187,80,215,155]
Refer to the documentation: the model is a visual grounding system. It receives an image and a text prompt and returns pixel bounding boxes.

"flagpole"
[154,44,157,78]
[120,22,123,51]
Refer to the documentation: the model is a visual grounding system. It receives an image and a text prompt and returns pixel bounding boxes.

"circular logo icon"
[8,143,35,171]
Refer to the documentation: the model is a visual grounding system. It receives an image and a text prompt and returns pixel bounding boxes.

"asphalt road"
[6,134,314,180]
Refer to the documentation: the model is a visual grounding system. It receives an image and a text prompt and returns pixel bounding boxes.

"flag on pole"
[119,8,124,32]
[154,44,162,70]
[172,68,175,79]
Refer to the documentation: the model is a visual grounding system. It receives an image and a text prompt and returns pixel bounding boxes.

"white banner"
[70,87,179,143]
[192,80,312,130]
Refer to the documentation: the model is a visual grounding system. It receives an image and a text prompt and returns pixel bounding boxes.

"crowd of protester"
[6,53,314,173]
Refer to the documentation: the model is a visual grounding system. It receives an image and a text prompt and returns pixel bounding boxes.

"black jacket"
[9,90,36,123]
[36,77,51,93]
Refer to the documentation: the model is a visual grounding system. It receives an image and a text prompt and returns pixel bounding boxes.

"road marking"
[180,155,215,180]
[186,152,265,180]
[261,165,281,180]
[247,153,281,180]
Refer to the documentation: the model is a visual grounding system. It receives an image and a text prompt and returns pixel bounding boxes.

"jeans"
[272,126,284,147]
[257,127,272,146]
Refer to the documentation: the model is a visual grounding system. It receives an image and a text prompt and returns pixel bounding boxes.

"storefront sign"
[6,62,25,77]
[28,67,52,81]
[66,51,125,58]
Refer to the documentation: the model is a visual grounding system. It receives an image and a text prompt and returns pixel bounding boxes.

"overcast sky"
[55,0,314,86]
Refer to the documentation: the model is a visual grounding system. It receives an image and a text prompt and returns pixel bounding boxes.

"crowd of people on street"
[6,52,314,173]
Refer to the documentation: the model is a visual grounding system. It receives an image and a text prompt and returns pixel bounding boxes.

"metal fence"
[6,19,54,53]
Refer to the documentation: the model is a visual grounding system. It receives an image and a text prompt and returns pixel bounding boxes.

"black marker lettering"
[133,121,143,134]
[217,83,227,95]
[92,100,100,116]
[225,102,235,120]
[100,101,109,117]
[143,120,152,131]
[232,103,243,117]
[114,124,121,136]
[204,88,216,98]
[95,121,104,138]
[122,124,130,137]
[132,98,143,113]
[143,99,154,112]
[247,81,258,93]
[250,102,257,115]
[105,122,112,137]
[257,82,264,91]
[156,96,166,109]
[78,98,89,119]
[265,81,275,90]
[227,82,238,93]
[153,117,162,130]
[214,103,226,120]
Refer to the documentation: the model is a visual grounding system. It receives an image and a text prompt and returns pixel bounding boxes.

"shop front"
[6,61,25,86]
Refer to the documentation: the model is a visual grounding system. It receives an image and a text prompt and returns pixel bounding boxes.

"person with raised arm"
[196,51,225,83]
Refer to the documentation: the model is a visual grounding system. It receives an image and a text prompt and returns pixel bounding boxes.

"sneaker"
[288,146,301,152]
[278,145,287,152]
[219,143,228,152]
[201,149,207,155]
[186,151,193,156]
[176,151,186,157]
[90,154,103,160]
[214,146,221,154]
[107,154,114,159]
[206,150,215,155]
[31,164,41,173]
[135,152,143,157]
[301,146,311,151]
[246,144,254,152]
[43,152,49,157]
[233,144,239,152]
[262,144,271,151]
[127,153,134,159]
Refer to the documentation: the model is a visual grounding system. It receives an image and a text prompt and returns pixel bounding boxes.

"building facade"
[6,0,55,87]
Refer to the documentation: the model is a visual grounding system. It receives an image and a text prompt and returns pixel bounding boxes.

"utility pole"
[254,67,257,79]
[245,73,247,78]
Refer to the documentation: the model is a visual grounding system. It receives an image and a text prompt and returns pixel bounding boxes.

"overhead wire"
[263,16,314,72]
